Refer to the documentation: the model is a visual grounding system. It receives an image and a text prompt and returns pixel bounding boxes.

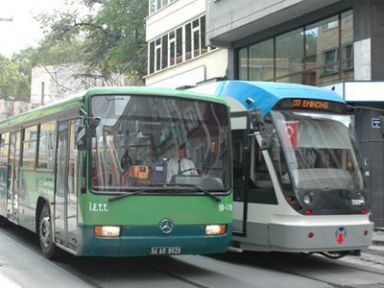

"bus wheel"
[0,215,10,228]
[38,204,57,259]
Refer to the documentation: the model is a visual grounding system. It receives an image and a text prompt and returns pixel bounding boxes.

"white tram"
[192,80,373,258]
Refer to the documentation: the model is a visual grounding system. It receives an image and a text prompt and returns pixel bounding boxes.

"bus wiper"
[108,190,148,202]
[175,184,221,203]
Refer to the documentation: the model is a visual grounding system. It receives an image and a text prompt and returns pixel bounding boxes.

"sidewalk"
[372,229,384,246]
[0,273,20,288]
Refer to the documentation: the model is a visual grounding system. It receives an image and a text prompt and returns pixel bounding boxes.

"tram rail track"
[0,226,212,288]
[2,225,384,288]
[216,251,384,288]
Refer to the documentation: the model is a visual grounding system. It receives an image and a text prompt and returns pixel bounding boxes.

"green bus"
[0,87,233,258]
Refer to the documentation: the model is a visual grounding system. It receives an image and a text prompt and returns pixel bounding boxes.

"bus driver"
[167,144,198,182]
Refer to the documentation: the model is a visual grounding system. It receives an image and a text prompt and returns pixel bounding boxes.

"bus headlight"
[205,224,227,235]
[95,226,121,237]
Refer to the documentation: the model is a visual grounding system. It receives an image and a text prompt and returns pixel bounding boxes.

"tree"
[38,0,148,82]
[0,54,30,101]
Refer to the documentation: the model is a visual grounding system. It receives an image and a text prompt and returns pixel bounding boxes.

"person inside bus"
[167,143,198,183]
[121,147,133,171]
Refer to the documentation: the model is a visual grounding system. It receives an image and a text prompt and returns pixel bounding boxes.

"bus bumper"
[76,224,232,257]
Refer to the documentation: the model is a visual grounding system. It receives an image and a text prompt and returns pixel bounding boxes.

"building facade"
[31,63,123,107]
[206,0,384,226]
[145,0,228,88]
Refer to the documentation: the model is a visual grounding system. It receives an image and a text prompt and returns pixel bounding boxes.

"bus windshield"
[270,110,366,212]
[90,94,230,193]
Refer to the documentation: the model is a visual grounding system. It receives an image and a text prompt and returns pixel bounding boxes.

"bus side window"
[0,133,9,197]
[37,121,56,170]
[22,126,38,169]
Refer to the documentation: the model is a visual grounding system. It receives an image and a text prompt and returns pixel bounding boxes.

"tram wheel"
[38,204,58,259]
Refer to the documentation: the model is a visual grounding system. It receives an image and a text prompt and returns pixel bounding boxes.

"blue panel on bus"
[150,161,167,183]
[213,81,345,115]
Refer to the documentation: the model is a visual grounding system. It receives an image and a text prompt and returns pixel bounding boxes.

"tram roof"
[193,81,345,115]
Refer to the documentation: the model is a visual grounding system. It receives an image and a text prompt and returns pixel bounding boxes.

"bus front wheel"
[0,215,10,228]
[38,204,57,259]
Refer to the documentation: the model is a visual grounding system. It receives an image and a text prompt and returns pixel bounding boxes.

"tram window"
[250,135,278,204]
[232,129,277,204]
[294,148,354,171]
[251,139,273,190]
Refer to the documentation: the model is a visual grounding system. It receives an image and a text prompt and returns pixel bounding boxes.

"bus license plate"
[150,247,181,255]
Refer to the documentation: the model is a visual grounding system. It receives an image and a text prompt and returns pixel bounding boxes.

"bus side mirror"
[88,117,101,138]
[76,117,101,150]
[89,117,101,129]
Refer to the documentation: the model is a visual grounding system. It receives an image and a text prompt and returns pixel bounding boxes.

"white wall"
[30,63,123,106]
[146,0,206,41]
[145,49,228,88]
[145,0,228,88]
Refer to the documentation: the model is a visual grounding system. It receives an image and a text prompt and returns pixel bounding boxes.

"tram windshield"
[90,95,230,193]
[270,110,366,213]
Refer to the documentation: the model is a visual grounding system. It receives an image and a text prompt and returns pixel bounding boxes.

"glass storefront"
[237,10,353,86]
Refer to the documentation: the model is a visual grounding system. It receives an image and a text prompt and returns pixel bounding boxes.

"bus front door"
[7,132,20,223]
[55,122,70,247]
[55,121,78,251]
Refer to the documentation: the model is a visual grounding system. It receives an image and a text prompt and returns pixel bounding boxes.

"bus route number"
[219,203,233,212]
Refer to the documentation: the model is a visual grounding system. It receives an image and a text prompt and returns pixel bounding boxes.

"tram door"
[7,132,21,223]
[55,121,78,249]
[232,129,246,234]
[232,115,277,237]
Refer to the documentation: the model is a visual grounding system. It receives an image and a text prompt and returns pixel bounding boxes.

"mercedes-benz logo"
[159,218,174,234]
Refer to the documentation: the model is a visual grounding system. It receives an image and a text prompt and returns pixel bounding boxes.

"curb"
[372,240,384,246]
[372,229,384,246]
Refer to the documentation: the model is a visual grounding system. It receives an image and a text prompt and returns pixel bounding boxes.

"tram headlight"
[303,194,313,206]
[205,224,227,235]
[351,197,365,206]
[95,225,121,237]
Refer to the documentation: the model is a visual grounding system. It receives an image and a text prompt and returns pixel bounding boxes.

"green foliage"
[92,0,148,78]
[0,54,30,101]
[1,0,148,102]
[38,0,148,80]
